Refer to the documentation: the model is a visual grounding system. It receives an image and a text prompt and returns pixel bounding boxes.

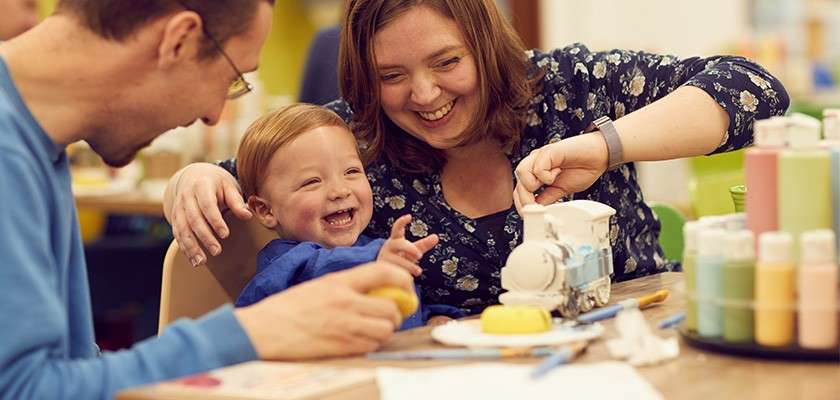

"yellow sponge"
[368,287,419,318]
[480,305,552,334]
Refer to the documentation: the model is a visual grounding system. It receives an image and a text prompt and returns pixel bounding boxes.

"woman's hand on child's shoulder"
[377,214,438,277]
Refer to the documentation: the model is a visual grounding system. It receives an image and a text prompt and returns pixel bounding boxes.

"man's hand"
[234,261,414,360]
[163,163,252,267]
[377,215,438,277]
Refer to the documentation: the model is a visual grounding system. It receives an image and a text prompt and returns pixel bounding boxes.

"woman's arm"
[514,46,789,208]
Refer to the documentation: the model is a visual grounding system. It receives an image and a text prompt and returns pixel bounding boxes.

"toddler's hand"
[427,315,453,326]
[377,214,438,277]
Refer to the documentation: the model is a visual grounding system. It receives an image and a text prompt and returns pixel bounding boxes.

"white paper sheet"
[377,361,663,400]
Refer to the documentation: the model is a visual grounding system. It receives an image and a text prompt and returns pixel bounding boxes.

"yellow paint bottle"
[755,232,796,347]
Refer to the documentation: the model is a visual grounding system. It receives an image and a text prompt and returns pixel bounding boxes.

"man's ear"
[248,195,279,229]
[157,11,203,69]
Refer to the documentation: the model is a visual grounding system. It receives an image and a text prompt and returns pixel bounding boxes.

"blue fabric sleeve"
[235,239,386,307]
[0,152,257,400]
[235,239,448,330]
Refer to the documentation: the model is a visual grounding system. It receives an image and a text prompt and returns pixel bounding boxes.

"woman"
[165,0,788,316]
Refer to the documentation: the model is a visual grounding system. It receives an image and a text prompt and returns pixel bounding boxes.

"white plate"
[430,320,603,348]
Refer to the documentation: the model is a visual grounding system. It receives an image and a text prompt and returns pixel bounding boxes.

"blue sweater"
[0,58,257,399]
[236,235,466,329]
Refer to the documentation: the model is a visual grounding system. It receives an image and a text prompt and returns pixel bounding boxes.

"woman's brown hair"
[237,104,349,199]
[339,0,539,174]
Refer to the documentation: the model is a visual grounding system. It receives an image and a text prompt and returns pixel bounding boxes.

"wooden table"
[117,272,840,400]
[75,191,164,216]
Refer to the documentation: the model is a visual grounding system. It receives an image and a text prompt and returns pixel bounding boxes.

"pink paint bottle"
[745,117,786,242]
[798,229,839,349]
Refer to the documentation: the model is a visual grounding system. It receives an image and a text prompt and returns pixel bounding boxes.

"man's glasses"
[175,1,253,100]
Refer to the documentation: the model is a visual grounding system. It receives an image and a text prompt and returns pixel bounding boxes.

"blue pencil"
[657,312,686,329]
[529,342,587,379]
[367,347,556,360]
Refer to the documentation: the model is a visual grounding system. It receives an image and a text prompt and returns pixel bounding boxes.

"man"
[0,0,38,40]
[0,1,412,399]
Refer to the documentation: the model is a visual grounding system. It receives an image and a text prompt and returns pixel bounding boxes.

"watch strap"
[593,116,624,171]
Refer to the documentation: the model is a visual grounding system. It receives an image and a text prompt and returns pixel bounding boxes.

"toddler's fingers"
[412,234,439,255]
[388,214,412,239]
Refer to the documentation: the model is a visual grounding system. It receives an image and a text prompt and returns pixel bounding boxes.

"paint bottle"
[797,230,838,349]
[821,109,840,254]
[778,114,831,260]
[745,117,786,242]
[696,228,726,338]
[682,221,700,332]
[722,230,756,343]
[755,231,796,347]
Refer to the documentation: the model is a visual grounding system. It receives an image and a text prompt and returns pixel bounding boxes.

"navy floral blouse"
[223,44,788,316]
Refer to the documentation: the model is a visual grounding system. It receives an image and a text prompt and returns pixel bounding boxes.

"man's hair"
[56,0,274,58]
[339,0,540,174]
[237,104,351,199]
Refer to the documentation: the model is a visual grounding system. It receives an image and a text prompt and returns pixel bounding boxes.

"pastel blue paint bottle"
[821,109,840,255]
[696,228,726,338]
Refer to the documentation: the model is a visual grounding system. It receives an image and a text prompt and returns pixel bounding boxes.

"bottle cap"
[698,215,726,229]
[753,117,787,148]
[823,109,840,141]
[787,113,821,149]
[823,109,840,118]
[723,213,747,230]
[800,229,836,265]
[683,221,700,253]
[697,228,726,257]
[758,231,793,264]
[724,230,755,262]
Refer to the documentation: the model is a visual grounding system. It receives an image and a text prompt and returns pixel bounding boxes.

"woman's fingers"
[223,181,253,224]
[532,144,564,185]
[172,215,205,266]
[183,191,222,265]
[536,186,567,205]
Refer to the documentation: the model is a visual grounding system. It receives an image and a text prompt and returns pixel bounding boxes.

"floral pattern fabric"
[224,44,788,316]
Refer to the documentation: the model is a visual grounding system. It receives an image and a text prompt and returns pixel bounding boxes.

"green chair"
[687,150,745,217]
[649,202,686,263]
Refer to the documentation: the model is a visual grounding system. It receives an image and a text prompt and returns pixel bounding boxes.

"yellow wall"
[258,2,316,97]
[38,0,55,18]
[37,1,315,97]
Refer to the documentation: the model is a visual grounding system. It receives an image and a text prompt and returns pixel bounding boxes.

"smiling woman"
[341,0,535,173]
[164,0,788,318]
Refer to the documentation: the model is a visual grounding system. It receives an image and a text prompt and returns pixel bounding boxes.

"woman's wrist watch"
[593,116,625,171]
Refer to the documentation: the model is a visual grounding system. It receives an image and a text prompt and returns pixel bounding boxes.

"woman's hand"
[513,132,609,213]
[163,163,253,266]
[377,214,438,277]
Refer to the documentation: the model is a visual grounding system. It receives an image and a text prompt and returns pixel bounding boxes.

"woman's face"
[373,5,480,151]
